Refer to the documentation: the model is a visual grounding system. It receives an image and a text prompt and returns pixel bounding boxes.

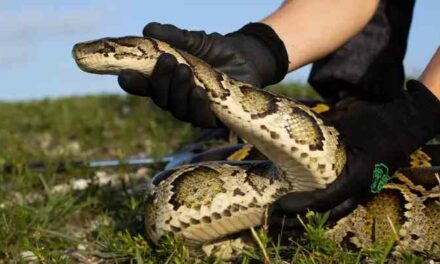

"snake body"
[73,37,440,259]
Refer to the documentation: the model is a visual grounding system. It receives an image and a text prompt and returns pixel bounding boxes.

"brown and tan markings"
[243,162,278,196]
[327,170,440,258]
[421,198,440,247]
[96,42,116,57]
[238,86,279,119]
[78,37,440,260]
[260,124,281,140]
[410,148,432,168]
[333,141,347,175]
[169,166,225,210]
[284,106,325,151]
[113,38,137,47]
[174,49,231,101]
[109,38,153,60]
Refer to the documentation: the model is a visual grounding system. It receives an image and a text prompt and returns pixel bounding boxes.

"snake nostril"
[72,39,114,60]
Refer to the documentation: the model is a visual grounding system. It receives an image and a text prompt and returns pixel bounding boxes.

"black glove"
[118,22,288,128]
[270,80,440,228]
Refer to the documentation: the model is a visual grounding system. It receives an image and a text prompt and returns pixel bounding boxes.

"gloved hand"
[118,22,288,128]
[270,80,440,228]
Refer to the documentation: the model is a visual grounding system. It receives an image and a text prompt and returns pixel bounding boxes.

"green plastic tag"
[370,163,391,194]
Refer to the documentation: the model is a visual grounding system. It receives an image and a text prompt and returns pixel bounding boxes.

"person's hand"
[118,22,288,128]
[270,80,440,228]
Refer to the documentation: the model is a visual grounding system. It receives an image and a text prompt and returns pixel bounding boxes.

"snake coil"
[73,37,440,260]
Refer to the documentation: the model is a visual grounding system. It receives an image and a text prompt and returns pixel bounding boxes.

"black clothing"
[309,0,416,103]
[270,80,440,226]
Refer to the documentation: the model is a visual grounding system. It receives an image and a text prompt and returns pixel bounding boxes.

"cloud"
[0,4,108,67]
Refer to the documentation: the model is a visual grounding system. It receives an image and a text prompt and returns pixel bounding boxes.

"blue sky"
[0,0,439,101]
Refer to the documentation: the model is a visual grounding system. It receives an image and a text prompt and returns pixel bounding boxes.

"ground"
[0,83,429,263]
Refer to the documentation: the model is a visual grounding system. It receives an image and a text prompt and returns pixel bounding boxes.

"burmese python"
[72,37,440,260]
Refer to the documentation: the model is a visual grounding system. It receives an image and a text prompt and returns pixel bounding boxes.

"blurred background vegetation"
[0,83,326,263]
[0,83,429,263]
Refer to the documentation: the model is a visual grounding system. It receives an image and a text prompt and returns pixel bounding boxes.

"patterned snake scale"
[73,37,440,260]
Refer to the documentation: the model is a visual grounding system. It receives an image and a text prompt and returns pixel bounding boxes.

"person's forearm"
[262,0,380,71]
[419,47,440,100]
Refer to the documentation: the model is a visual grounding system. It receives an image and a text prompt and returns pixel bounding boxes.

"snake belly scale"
[72,36,440,259]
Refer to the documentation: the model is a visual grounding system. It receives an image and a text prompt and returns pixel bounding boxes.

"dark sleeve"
[309,0,416,103]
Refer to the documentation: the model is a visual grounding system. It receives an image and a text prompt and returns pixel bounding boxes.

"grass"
[0,83,431,263]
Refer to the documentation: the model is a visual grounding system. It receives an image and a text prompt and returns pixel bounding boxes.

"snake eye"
[95,42,116,57]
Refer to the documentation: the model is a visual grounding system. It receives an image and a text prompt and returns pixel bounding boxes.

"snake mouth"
[72,53,88,70]
[74,56,86,62]
[72,43,86,61]
[72,43,98,72]
[72,49,95,73]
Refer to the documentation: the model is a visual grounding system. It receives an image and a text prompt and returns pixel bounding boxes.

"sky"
[0,0,439,101]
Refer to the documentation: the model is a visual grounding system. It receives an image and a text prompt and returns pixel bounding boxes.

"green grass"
[0,83,429,263]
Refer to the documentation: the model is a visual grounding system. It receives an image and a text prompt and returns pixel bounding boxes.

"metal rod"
[88,156,174,168]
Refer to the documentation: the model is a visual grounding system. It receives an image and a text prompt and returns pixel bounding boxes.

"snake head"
[72,36,158,76]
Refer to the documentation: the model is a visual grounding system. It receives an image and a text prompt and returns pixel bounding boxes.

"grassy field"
[0,83,429,263]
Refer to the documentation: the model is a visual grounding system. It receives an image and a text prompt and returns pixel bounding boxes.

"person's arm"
[420,47,440,99]
[119,0,380,128]
[263,0,380,71]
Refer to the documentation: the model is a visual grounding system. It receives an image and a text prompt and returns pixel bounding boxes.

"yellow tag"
[227,144,253,161]
[311,103,330,114]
